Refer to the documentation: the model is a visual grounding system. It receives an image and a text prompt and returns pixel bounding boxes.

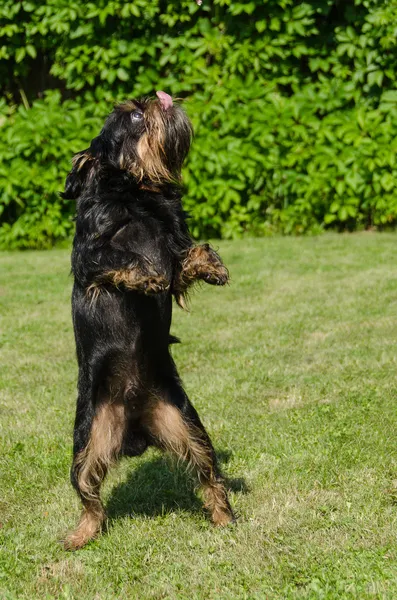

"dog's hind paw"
[63,509,104,551]
[211,508,236,526]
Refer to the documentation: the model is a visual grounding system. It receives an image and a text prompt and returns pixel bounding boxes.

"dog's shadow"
[106,450,249,523]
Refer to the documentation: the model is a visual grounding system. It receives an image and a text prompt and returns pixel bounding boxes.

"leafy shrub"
[0,92,102,248]
[0,0,396,247]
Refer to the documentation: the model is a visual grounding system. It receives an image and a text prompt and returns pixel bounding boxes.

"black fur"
[63,96,234,549]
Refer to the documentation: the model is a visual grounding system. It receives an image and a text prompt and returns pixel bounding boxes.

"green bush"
[1,0,397,248]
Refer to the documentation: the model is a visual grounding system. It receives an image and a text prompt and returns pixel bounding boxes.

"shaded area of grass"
[1,233,397,598]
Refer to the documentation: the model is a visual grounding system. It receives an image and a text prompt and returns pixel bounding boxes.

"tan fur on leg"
[64,401,125,550]
[63,503,105,551]
[91,266,169,295]
[143,399,233,525]
[75,401,125,500]
[144,400,212,472]
[203,481,234,526]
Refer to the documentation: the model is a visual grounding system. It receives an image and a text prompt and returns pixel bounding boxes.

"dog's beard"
[130,100,192,185]
[134,103,173,183]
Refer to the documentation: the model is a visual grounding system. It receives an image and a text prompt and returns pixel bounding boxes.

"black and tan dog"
[62,91,234,549]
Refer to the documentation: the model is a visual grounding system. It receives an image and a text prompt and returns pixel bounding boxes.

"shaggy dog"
[62,91,234,549]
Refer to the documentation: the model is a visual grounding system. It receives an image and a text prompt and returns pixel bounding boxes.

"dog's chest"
[114,209,176,271]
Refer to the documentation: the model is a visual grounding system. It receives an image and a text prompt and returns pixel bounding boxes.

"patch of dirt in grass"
[37,559,87,595]
[268,391,304,411]
[307,330,330,343]
[39,559,84,580]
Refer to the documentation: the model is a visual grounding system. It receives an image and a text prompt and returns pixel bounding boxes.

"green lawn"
[2,234,397,599]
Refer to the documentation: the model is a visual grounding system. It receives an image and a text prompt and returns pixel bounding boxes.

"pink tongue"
[156,90,173,110]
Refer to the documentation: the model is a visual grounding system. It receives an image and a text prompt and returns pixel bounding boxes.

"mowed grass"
[2,234,397,599]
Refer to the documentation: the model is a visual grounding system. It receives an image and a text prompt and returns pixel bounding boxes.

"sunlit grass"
[2,233,397,599]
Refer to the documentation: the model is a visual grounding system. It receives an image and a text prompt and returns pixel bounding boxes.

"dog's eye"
[131,110,143,121]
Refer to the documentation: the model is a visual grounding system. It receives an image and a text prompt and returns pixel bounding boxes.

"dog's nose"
[156,90,173,110]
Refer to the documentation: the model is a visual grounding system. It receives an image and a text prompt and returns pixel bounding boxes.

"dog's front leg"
[73,244,170,296]
[182,244,229,286]
[94,254,170,295]
[175,243,229,298]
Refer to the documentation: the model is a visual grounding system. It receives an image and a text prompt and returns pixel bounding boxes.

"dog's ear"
[62,151,94,200]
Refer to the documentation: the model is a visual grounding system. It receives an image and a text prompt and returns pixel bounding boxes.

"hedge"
[0,0,397,248]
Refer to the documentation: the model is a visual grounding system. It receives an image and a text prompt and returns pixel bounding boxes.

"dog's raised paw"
[142,275,170,295]
[203,266,229,286]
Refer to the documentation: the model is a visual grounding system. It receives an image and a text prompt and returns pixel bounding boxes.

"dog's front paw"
[202,263,229,286]
[196,245,229,286]
[122,265,169,294]
[181,244,229,287]
[140,273,170,295]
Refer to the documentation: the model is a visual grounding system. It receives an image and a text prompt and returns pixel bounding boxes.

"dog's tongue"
[156,90,173,110]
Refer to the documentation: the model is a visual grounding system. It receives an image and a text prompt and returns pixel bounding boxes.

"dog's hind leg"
[64,379,125,550]
[143,380,235,526]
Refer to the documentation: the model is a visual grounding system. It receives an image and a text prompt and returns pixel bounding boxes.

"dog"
[62,91,235,549]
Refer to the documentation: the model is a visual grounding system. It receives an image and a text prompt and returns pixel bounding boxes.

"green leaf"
[25,44,36,59]
[367,70,383,88]
[380,173,394,192]
[116,68,129,81]
[381,90,397,104]
[15,47,25,63]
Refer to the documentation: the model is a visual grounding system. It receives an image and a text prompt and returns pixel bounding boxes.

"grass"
[2,233,397,599]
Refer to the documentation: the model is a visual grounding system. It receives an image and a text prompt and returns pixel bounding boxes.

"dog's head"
[63,92,193,199]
